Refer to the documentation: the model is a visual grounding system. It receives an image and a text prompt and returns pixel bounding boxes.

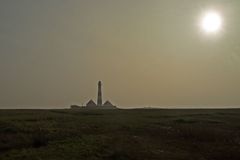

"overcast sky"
[0,0,240,109]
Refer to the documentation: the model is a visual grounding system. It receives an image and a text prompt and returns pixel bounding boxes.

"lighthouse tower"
[97,81,102,106]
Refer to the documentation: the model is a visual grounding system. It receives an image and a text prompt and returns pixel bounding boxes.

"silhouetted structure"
[97,81,102,106]
[70,81,117,109]
[86,100,97,107]
[103,101,114,107]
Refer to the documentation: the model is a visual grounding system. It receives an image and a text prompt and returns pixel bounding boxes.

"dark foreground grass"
[0,109,240,160]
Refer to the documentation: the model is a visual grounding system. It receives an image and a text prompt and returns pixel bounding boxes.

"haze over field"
[0,0,240,109]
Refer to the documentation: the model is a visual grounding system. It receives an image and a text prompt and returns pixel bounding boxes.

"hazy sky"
[0,0,240,109]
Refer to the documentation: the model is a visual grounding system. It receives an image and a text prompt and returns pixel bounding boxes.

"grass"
[0,109,240,160]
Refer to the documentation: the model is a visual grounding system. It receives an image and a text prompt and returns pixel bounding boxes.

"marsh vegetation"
[0,109,240,160]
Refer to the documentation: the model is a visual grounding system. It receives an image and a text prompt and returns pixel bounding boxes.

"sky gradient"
[0,0,240,109]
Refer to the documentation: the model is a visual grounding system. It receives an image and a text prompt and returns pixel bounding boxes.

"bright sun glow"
[201,11,222,33]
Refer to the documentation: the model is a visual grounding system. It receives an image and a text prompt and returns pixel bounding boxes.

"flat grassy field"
[0,109,240,160]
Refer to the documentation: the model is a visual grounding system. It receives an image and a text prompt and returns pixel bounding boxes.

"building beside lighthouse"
[71,81,117,109]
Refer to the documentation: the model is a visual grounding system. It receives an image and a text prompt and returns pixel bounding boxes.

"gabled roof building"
[86,100,97,107]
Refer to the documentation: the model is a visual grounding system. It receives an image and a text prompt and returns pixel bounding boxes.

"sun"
[201,11,222,33]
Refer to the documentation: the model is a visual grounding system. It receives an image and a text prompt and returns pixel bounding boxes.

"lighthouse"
[70,81,117,109]
[97,81,102,106]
